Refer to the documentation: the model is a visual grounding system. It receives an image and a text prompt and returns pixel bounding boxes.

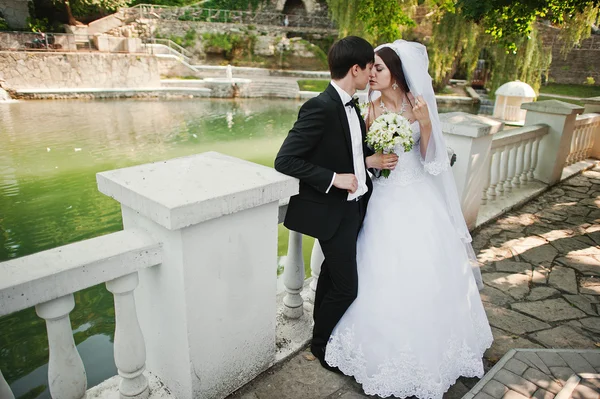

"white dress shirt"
[327,81,368,201]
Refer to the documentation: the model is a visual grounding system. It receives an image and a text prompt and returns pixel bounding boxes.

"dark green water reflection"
[0,98,477,397]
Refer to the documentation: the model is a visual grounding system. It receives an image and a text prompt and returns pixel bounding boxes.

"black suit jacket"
[274,84,374,241]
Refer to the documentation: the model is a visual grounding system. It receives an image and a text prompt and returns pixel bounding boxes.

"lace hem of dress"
[325,325,493,399]
[422,158,449,175]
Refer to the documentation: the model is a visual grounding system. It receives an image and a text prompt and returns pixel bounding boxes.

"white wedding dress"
[325,120,493,399]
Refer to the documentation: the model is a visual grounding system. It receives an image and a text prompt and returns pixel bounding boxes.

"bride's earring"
[392,81,398,90]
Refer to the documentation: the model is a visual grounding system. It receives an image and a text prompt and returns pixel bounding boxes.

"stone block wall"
[0,0,29,29]
[538,24,600,85]
[0,52,161,90]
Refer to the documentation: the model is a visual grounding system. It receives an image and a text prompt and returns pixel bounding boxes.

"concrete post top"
[439,112,504,138]
[521,99,584,115]
[583,96,600,105]
[97,152,299,230]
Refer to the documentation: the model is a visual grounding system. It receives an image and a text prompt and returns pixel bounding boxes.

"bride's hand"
[409,94,431,128]
[366,153,398,170]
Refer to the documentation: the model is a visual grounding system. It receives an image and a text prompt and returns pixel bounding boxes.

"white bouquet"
[365,112,414,178]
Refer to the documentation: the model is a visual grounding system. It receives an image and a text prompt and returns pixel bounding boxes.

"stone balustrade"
[3,99,600,399]
[0,229,161,399]
[484,124,549,203]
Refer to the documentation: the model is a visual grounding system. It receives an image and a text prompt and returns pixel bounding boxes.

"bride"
[324,40,494,399]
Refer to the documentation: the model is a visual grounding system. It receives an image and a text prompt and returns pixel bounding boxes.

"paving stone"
[520,246,559,267]
[549,367,576,385]
[556,255,600,276]
[566,215,591,225]
[532,266,550,285]
[581,352,600,368]
[505,358,530,375]
[339,393,369,399]
[581,278,600,295]
[514,352,552,374]
[481,380,509,397]
[511,298,586,322]
[485,328,543,363]
[478,247,519,265]
[558,351,597,373]
[530,325,597,349]
[490,231,529,248]
[510,236,551,255]
[485,305,551,335]
[444,381,470,399]
[494,369,538,396]
[495,260,534,274]
[531,387,556,399]
[536,210,570,222]
[502,390,530,399]
[548,266,578,294]
[481,285,515,306]
[522,367,563,394]
[579,317,600,334]
[572,383,600,399]
[527,287,560,301]
[536,352,568,368]
[473,392,495,399]
[564,295,600,316]
[483,273,531,300]
[549,235,600,255]
[581,377,600,391]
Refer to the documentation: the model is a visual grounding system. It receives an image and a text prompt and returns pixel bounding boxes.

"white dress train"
[325,121,493,399]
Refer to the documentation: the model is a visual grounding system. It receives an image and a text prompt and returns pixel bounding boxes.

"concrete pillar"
[521,100,584,184]
[97,152,298,399]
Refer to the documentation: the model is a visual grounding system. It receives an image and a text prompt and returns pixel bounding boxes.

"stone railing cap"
[439,112,504,138]
[521,99,584,115]
[97,152,299,230]
[583,96,600,105]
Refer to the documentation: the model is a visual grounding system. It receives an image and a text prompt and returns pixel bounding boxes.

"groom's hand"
[333,173,358,193]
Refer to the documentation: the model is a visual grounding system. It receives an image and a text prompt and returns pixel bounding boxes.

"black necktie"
[345,97,359,109]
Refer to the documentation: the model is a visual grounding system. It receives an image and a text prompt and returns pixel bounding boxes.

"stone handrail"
[0,228,162,399]
[124,5,336,29]
[567,113,600,166]
[484,124,549,203]
[143,37,193,63]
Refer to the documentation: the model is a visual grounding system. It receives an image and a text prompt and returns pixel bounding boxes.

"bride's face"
[369,55,392,91]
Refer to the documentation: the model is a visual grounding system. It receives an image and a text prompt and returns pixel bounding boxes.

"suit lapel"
[325,84,353,159]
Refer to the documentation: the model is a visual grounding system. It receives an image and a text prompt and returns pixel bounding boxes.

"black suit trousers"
[312,197,367,351]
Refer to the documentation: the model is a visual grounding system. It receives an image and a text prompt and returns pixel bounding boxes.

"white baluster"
[486,149,500,202]
[585,125,594,159]
[496,146,508,197]
[528,137,541,180]
[36,295,86,399]
[575,130,584,162]
[568,131,577,165]
[106,272,149,399]
[505,144,517,193]
[0,370,15,399]
[512,142,525,188]
[281,231,305,318]
[521,139,533,183]
[308,240,324,305]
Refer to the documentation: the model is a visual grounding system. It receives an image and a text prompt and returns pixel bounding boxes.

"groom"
[275,36,374,371]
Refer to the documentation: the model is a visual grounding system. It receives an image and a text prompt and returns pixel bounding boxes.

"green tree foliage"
[428,6,482,91]
[457,0,600,51]
[326,0,415,44]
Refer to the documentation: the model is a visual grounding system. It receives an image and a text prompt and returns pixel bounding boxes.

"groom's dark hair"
[328,36,374,80]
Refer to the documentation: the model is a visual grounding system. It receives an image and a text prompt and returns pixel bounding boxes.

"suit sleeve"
[274,98,335,193]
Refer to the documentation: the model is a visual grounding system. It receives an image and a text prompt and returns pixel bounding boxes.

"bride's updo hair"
[375,46,410,94]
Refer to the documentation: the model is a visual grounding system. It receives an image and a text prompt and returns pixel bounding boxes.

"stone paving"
[228,166,600,399]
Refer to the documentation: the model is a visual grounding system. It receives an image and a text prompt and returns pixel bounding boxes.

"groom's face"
[354,63,373,91]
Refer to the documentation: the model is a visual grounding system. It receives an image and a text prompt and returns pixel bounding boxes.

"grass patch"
[537,96,584,106]
[539,83,600,99]
[298,79,329,92]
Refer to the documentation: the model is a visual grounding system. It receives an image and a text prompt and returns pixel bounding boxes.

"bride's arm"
[412,95,432,158]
